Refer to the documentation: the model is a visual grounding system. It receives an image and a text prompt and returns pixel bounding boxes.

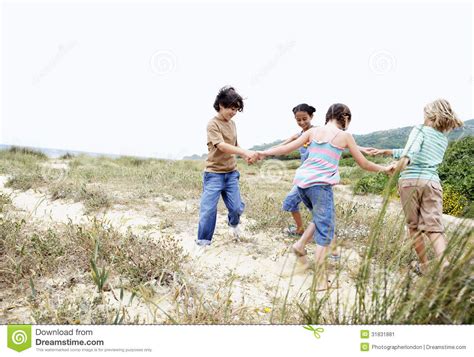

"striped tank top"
[293,133,344,188]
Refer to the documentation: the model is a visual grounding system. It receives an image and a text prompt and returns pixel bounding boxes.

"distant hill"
[353,119,474,149]
[249,119,474,152]
[182,153,207,160]
[3,119,471,161]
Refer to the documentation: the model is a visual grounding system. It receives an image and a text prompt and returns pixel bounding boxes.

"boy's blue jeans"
[197,170,245,245]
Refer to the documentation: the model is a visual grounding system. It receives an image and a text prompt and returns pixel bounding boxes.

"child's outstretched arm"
[272,133,300,148]
[346,134,389,173]
[364,148,393,156]
[216,143,257,162]
[392,126,424,163]
[260,131,312,158]
[359,146,381,155]
[368,126,424,159]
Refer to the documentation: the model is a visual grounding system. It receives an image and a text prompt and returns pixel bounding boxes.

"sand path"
[1,162,472,323]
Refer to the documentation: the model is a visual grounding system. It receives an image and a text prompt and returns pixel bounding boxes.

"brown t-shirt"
[205,116,238,173]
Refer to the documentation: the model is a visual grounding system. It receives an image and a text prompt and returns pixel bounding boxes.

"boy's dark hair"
[325,103,351,130]
[213,86,244,112]
[292,103,316,116]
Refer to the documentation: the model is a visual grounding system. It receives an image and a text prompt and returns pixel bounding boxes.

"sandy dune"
[1,163,472,323]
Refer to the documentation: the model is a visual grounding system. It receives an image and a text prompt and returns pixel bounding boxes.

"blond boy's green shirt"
[205,116,238,173]
[392,125,448,182]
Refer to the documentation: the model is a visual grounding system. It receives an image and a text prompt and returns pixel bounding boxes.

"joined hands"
[243,151,266,164]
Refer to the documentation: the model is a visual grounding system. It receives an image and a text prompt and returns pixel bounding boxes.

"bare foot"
[291,244,307,257]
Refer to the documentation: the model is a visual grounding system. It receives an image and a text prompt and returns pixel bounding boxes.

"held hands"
[243,150,266,164]
[243,150,262,164]
[242,150,256,164]
[383,161,398,175]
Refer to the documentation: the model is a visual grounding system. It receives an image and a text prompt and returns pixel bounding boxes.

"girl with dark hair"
[275,104,316,236]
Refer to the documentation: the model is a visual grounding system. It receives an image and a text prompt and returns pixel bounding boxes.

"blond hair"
[424,99,463,133]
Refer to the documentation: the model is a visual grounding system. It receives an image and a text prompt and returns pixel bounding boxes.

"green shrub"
[339,157,356,167]
[5,170,44,191]
[278,150,301,161]
[8,146,48,159]
[442,184,470,217]
[439,137,474,201]
[78,185,111,213]
[340,167,367,185]
[353,173,389,195]
[60,153,74,160]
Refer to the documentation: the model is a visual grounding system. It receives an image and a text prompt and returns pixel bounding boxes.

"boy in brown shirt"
[197,86,257,246]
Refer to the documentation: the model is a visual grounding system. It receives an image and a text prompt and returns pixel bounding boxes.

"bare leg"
[312,244,330,290]
[314,244,328,265]
[291,211,305,234]
[410,227,428,271]
[290,223,315,270]
[293,222,315,253]
[427,232,449,269]
[330,236,339,257]
[293,223,339,259]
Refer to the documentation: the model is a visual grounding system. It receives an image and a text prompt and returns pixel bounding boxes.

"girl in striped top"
[368,99,463,273]
[259,104,393,290]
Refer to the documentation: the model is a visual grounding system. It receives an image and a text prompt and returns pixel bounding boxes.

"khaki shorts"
[398,179,444,233]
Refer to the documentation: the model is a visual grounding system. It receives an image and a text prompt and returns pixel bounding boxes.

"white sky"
[1,0,472,159]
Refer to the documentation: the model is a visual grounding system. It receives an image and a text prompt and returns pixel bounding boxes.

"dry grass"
[0,150,472,324]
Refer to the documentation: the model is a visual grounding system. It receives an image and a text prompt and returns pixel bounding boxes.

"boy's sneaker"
[193,240,210,257]
[229,225,241,241]
[195,239,212,247]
